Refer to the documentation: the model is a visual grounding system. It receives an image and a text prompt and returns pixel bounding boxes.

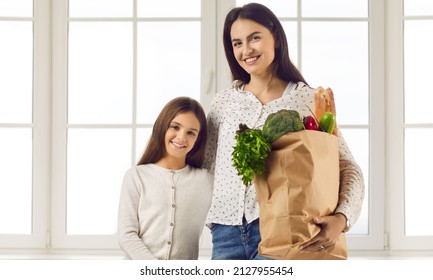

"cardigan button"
[172,204,175,208]
[168,241,172,245]
[170,223,174,226]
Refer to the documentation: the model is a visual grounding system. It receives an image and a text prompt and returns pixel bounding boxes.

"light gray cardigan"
[117,164,213,260]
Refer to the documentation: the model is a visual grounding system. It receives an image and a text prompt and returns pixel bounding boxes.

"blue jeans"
[210,217,270,260]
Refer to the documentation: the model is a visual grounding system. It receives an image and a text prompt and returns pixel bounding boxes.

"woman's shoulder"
[293,81,315,94]
[214,80,243,96]
[210,80,247,111]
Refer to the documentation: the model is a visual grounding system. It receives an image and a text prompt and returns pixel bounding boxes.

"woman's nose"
[243,44,253,55]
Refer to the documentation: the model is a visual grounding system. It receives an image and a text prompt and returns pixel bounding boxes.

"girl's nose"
[176,131,187,140]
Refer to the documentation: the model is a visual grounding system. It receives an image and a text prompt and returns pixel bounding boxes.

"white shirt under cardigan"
[117,164,213,260]
[203,81,365,230]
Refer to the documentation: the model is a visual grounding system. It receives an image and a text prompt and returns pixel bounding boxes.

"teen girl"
[118,97,213,260]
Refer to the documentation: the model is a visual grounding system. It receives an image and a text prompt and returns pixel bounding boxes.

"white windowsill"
[0,249,432,260]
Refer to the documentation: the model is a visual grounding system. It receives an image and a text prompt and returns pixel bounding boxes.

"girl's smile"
[170,140,187,150]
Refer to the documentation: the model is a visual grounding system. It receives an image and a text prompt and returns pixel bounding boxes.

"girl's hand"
[299,213,347,252]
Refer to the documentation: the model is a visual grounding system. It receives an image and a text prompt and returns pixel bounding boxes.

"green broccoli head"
[262,109,304,143]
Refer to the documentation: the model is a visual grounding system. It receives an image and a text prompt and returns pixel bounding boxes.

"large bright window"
[1,0,433,257]
[403,10,433,237]
[0,3,33,236]
[387,0,433,250]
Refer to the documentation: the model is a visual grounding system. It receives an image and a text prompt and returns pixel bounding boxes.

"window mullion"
[386,0,406,251]
[51,0,69,248]
[32,0,52,249]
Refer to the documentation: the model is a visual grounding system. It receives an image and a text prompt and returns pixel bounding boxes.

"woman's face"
[163,111,200,162]
[230,18,275,78]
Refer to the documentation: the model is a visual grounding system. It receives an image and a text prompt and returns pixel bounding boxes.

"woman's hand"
[299,213,347,252]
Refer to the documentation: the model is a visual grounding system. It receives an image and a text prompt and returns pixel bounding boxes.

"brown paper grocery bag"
[254,130,347,260]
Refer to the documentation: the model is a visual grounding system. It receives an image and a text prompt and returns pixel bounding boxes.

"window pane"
[69,0,132,18]
[68,22,133,124]
[0,22,32,123]
[302,22,369,125]
[0,0,32,17]
[136,22,200,123]
[67,129,131,235]
[302,0,368,17]
[404,20,433,124]
[0,128,32,234]
[236,0,297,18]
[404,0,433,16]
[282,22,298,67]
[136,128,152,163]
[137,0,200,18]
[405,128,433,236]
[340,128,369,235]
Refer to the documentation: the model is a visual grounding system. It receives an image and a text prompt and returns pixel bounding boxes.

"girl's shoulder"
[188,166,214,182]
[125,164,161,177]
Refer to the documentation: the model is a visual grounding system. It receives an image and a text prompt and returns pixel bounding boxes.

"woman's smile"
[244,55,260,65]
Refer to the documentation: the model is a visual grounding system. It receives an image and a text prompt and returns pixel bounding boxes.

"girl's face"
[163,111,200,163]
[230,18,275,78]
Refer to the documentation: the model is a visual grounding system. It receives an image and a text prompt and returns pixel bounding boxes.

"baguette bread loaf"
[314,86,338,136]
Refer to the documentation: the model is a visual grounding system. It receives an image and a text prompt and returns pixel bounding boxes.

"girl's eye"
[251,35,261,41]
[187,131,197,137]
[169,125,180,130]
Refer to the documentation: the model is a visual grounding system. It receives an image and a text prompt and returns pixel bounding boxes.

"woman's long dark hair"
[223,2,307,85]
[137,97,208,168]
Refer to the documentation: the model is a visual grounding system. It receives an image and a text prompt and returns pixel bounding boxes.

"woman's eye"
[233,41,241,48]
[169,125,180,130]
[251,35,260,41]
[187,131,197,137]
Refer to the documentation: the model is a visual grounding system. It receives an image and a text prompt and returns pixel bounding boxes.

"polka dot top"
[203,81,365,229]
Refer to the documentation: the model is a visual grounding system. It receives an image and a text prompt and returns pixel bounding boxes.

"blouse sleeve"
[334,131,366,230]
[203,93,222,175]
[117,167,158,260]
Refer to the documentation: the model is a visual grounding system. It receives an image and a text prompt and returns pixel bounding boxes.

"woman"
[204,3,364,260]
[117,97,213,260]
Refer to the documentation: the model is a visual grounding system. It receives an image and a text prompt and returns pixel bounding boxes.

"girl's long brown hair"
[137,97,208,168]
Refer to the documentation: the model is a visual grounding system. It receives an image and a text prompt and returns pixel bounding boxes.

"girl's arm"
[117,168,158,260]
